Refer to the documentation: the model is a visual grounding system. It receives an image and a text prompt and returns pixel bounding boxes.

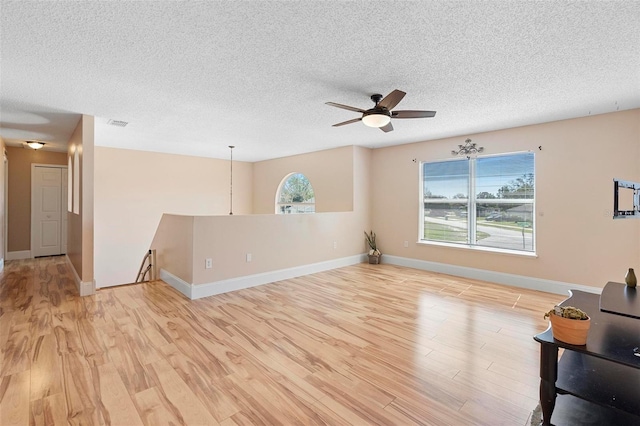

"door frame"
[30,164,68,258]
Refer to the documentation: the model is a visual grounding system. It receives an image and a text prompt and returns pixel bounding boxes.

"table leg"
[538,343,558,426]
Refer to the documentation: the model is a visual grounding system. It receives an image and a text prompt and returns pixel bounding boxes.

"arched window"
[276,173,315,214]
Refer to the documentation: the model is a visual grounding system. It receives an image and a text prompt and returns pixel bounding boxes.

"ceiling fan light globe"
[362,113,391,128]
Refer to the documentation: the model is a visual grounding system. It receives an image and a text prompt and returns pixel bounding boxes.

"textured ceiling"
[1,1,639,162]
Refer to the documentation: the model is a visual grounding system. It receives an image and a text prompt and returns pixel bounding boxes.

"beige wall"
[6,145,67,253]
[151,212,363,287]
[191,212,362,284]
[151,214,194,284]
[1,137,5,266]
[67,115,95,284]
[151,145,372,287]
[252,146,354,214]
[353,146,372,229]
[69,110,640,293]
[94,146,253,287]
[371,109,640,289]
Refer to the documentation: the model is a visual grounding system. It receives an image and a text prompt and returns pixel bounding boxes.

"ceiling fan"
[326,89,436,133]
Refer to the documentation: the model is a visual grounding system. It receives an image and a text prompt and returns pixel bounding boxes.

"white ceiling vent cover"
[107,119,129,127]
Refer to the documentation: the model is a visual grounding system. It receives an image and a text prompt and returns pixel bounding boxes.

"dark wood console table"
[533,284,640,425]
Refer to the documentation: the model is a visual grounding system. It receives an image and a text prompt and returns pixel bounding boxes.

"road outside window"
[421,153,535,253]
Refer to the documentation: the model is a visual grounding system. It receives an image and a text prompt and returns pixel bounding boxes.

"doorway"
[31,164,68,257]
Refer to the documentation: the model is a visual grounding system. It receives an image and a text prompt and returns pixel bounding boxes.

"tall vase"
[625,268,637,288]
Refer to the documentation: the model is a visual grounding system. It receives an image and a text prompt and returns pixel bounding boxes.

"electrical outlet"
[246,253,252,262]
[333,241,337,249]
[205,258,213,269]
[404,241,409,248]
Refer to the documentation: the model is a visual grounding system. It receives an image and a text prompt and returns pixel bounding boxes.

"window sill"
[416,240,538,258]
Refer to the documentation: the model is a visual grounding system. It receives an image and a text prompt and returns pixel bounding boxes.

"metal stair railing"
[136,249,156,283]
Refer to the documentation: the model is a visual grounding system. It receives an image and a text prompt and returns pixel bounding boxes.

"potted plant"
[544,305,590,345]
[364,230,381,264]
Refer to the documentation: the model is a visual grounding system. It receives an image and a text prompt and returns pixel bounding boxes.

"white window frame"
[275,172,316,214]
[419,152,536,255]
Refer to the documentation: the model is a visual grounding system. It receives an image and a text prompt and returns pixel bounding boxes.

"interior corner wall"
[371,109,640,289]
[5,145,67,253]
[150,214,195,284]
[82,115,95,282]
[67,114,95,284]
[1,136,5,267]
[353,146,373,231]
[252,146,354,214]
[93,146,253,288]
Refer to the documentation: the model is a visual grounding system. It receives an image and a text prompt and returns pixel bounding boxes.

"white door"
[31,166,63,257]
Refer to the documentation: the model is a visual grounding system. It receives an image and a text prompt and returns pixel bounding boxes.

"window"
[421,152,535,253]
[276,173,315,214]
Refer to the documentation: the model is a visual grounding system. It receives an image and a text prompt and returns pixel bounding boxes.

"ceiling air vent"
[107,119,129,127]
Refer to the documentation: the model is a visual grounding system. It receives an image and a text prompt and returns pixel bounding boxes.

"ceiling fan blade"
[326,102,365,113]
[392,110,437,119]
[380,122,394,133]
[378,89,406,110]
[332,117,362,127]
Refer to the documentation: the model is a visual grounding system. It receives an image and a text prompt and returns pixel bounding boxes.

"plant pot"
[549,313,591,345]
[368,254,381,264]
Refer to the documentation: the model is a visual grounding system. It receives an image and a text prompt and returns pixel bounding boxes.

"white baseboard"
[159,253,595,300]
[65,255,96,296]
[161,254,368,300]
[6,250,31,260]
[382,255,602,296]
[80,280,96,297]
[159,269,193,299]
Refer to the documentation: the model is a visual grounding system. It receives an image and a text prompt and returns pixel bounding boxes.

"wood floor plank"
[30,393,68,426]
[30,333,64,401]
[146,358,219,425]
[385,394,477,426]
[349,355,469,413]
[0,371,30,426]
[96,362,144,426]
[157,342,241,422]
[213,374,284,425]
[105,328,158,395]
[0,257,564,425]
[459,395,531,426]
[452,367,539,410]
[227,332,326,403]
[51,311,85,356]
[1,319,32,377]
[132,386,187,426]
[310,385,416,426]
[229,368,326,425]
[59,351,101,425]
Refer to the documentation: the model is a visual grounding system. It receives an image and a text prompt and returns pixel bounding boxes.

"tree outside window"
[277,173,315,214]
[421,152,535,252]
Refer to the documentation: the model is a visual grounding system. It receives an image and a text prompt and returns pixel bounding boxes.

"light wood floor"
[0,256,563,426]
